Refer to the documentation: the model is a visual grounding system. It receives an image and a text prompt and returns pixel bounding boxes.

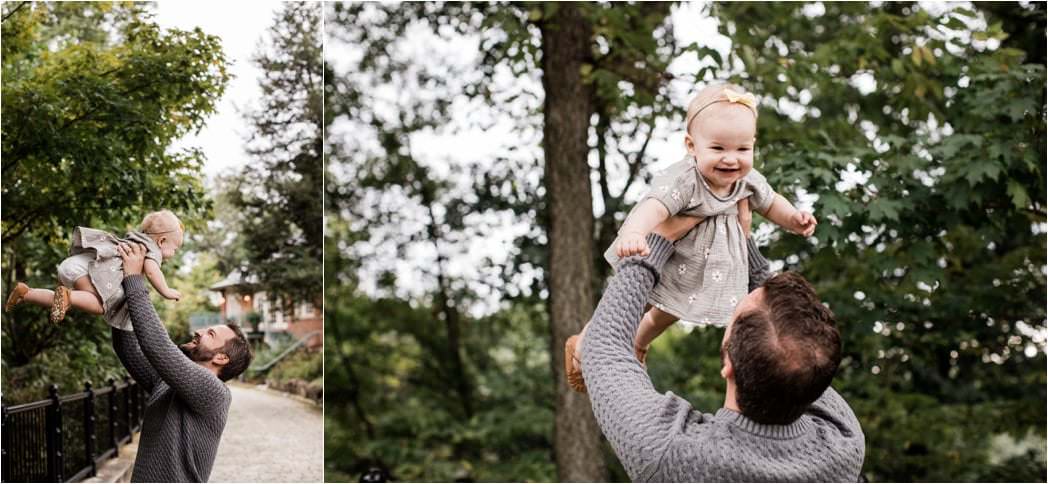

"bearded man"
[111,242,252,482]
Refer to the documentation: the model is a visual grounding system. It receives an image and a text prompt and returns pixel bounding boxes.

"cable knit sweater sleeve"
[111,328,161,394]
[122,275,228,415]
[581,234,683,481]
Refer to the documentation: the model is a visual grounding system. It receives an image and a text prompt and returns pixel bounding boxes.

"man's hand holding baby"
[118,242,147,276]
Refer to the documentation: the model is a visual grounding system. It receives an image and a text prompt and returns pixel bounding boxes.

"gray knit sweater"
[111,275,231,483]
[581,235,866,482]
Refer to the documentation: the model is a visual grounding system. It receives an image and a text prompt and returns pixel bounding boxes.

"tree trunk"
[539,4,608,481]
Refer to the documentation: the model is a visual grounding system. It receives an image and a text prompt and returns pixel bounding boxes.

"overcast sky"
[154,1,284,180]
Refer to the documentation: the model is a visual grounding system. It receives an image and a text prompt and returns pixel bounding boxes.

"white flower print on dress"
[678,263,687,275]
[688,293,697,305]
[729,296,738,306]
[704,248,711,259]
[712,270,723,282]
[701,317,712,325]
[671,190,681,202]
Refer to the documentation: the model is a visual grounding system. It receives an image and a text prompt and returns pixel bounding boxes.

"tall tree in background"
[325,3,688,480]
[536,6,604,479]
[1,1,228,402]
[224,2,323,308]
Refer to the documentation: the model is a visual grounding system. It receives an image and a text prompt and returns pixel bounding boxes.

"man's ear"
[721,353,734,380]
[212,353,230,367]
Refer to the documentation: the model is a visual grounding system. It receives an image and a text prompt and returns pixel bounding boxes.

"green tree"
[325,3,693,479]
[222,2,323,309]
[2,2,225,243]
[1,1,228,402]
[704,2,1046,481]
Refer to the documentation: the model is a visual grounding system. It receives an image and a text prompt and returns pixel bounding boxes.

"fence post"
[107,378,117,455]
[128,380,136,431]
[2,404,9,483]
[46,384,65,482]
[123,376,133,439]
[84,381,97,477]
[138,384,145,425]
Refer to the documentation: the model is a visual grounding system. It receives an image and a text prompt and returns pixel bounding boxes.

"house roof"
[209,270,260,291]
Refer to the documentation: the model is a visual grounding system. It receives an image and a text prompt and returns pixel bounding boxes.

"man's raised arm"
[580,233,689,481]
[118,243,227,415]
[111,328,161,394]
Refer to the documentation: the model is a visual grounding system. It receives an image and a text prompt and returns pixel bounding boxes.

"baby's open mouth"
[714,167,740,173]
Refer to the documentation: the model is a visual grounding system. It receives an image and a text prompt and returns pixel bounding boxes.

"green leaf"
[1006,180,1030,208]
[869,198,903,222]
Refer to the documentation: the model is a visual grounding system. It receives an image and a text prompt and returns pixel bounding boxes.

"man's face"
[721,287,766,369]
[180,325,236,363]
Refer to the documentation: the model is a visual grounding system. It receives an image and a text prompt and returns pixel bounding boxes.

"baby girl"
[565,83,817,393]
[5,210,185,330]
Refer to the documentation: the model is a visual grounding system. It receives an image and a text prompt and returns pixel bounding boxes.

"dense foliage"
[1,2,228,403]
[711,3,1046,480]
[324,2,1046,482]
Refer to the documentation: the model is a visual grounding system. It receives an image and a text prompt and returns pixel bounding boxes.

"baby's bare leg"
[634,306,678,356]
[70,277,104,315]
[22,287,56,308]
[22,279,104,316]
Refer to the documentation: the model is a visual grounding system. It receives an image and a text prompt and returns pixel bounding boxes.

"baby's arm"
[143,259,181,301]
[617,199,671,257]
[760,193,817,237]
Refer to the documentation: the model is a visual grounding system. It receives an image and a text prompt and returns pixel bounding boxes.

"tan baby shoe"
[50,286,71,323]
[4,282,29,312]
[565,334,587,394]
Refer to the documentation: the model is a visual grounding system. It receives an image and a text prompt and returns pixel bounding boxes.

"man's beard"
[179,341,216,363]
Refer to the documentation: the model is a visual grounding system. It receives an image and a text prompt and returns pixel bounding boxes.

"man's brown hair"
[217,324,253,382]
[725,272,842,424]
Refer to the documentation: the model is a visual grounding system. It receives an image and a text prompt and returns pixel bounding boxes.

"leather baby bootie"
[50,285,71,323]
[565,334,587,394]
[5,282,29,312]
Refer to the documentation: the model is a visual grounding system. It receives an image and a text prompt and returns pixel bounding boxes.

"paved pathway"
[209,383,323,483]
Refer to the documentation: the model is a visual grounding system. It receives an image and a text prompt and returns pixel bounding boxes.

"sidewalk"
[208,382,324,482]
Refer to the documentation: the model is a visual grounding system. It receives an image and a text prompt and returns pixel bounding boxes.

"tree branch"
[1,1,28,23]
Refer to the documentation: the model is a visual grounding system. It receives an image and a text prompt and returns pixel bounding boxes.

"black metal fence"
[1,377,145,483]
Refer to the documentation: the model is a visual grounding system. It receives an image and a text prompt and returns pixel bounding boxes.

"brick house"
[206,270,322,349]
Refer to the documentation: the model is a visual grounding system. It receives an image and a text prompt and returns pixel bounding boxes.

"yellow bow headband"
[686,88,759,132]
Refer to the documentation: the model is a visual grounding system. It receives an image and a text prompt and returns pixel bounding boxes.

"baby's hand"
[163,289,182,301]
[791,211,817,237]
[616,232,650,258]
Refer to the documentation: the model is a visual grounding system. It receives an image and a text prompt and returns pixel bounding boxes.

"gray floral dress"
[58,227,163,331]
[605,157,776,327]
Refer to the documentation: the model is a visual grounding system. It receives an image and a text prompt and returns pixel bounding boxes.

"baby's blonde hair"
[685,82,758,135]
[140,210,184,236]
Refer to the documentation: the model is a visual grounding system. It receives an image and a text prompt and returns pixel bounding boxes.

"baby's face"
[159,229,184,260]
[686,103,757,190]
